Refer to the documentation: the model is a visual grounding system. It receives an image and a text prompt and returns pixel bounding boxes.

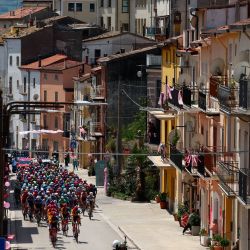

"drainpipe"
[190,8,199,41]
[115,0,118,31]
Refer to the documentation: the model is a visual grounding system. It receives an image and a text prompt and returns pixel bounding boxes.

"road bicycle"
[49,227,57,248]
[61,218,69,236]
[72,221,79,243]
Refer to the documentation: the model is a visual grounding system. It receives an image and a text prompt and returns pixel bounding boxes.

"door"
[94,49,101,64]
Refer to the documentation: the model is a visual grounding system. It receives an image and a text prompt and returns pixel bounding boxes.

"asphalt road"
[9,176,124,250]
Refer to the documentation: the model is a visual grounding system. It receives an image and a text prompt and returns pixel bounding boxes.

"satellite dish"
[197,75,207,90]
[191,133,204,149]
[185,120,195,132]
[232,61,250,82]
[210,58,225,76]
[178,73,192,86]
[168,128,181,146]
[33,94,39,100]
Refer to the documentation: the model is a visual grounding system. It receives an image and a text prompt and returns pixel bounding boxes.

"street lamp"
[0,91,107,237]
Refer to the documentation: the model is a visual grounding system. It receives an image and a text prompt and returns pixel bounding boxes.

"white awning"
[149,110,176,120]
[147,156,173,168]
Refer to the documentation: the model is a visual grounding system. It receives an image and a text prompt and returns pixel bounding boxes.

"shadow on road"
[10,219,39,244]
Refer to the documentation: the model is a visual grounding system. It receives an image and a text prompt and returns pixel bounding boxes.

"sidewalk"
[73,166,207,250]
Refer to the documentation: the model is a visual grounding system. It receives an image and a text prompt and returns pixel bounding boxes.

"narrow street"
[9,166,205,250]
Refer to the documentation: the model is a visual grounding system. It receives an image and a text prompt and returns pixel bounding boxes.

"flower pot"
[213,246,223,250]
[160,201,167,209]
[200,235,208,246]
[191,225,200,236]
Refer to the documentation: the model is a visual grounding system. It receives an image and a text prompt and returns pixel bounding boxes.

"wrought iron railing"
[170,146,183,171]
[239,168,250,205]
[216,161,239,195]
[198,91,206,111]
[218,85,238,113]
[239,78,250,110]
[209,76,227,99]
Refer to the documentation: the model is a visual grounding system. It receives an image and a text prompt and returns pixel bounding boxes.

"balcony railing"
[239,168,250,205]
[170,146,183,171]
[146,27,162,36]
[218,85,238,113]
[90,86,105,100]
[169,86,194,109]
[198,91,206,111]
[90,121,103,137]
[216,161,239,195]
[239,78,250,110]
[209,76,227,99]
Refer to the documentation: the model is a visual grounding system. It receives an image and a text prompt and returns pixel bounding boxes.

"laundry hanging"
[178,90,184,105]
[167,84,172,99]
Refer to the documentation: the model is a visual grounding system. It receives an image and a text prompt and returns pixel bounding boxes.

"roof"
[43,59,82,71]
[20,54,67,70]
[157,35,183,48]
[0,7,47,20]
[229,18,250,29]
[73,73,91,81]
[97,45,159,63]
[83,31,156,42]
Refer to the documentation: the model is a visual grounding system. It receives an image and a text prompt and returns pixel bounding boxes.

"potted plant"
[159,192,168,209]
[212,235,223,250]
[220,238,230,249]
[189,212,201,236]
[177,203,189,227]
[200,228,209,246]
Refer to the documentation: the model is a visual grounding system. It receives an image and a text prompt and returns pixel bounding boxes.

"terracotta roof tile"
[43,60,82,70]
[20,54,67,70]
[0,7,47,19]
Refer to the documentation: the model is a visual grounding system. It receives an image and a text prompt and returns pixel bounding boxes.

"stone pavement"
[72,166,207,250]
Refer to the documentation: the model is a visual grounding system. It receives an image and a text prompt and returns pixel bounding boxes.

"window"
[100,0,104,7]
[68,3,74,11]
[55,91,58,102]
[16,56,19,66]
[24,77,27,93]
[9,56,12,66]
[44,90,47,101]
[108,0,111,7]
[76,3,82,11]
[17,80,19,88]
[107,16,111,31]
[9,77,12,94]
[90,3,95,12]
[53,141,59,151]
[55,117,58,129]
[100,16,104,27]
[122,0,128,13]
[54,74,58,80]
[44,115,47,128]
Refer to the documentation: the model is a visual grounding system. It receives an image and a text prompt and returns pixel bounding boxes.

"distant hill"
[0,0,22,15]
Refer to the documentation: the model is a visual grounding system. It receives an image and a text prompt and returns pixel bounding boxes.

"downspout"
[116,0,118,31]
[190,8,199,41]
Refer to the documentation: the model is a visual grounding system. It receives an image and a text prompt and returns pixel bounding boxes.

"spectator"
[73,157,79,171]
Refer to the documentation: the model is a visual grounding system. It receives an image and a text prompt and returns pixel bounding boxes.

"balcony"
[90,122,103,137]
[239,168,250,205]
[218,85,238,113]
[216,161,239,196]
[62,131,70,138]
[169,146,183,171]
[198,91,206,111]
[146,27,162,36]
[209,76,227,99]
[90,85,105,101]
[239,78,250,110]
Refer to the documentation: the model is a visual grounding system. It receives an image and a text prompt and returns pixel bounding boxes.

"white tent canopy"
[19,129,64,135]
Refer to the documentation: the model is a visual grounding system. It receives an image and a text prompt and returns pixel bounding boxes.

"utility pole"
[116,74,121,175]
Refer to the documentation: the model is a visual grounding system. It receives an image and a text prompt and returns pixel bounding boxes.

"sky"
[0,0,22,15]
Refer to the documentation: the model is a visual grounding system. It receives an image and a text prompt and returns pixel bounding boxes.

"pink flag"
[178,90,184,105]
[158,92,166,107]
[167,84,172,99]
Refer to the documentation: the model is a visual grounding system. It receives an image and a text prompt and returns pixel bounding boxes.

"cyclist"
[71,205,81,232]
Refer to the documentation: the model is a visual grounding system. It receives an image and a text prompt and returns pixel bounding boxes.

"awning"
[147,156,173,168]
[149,110,176,120]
